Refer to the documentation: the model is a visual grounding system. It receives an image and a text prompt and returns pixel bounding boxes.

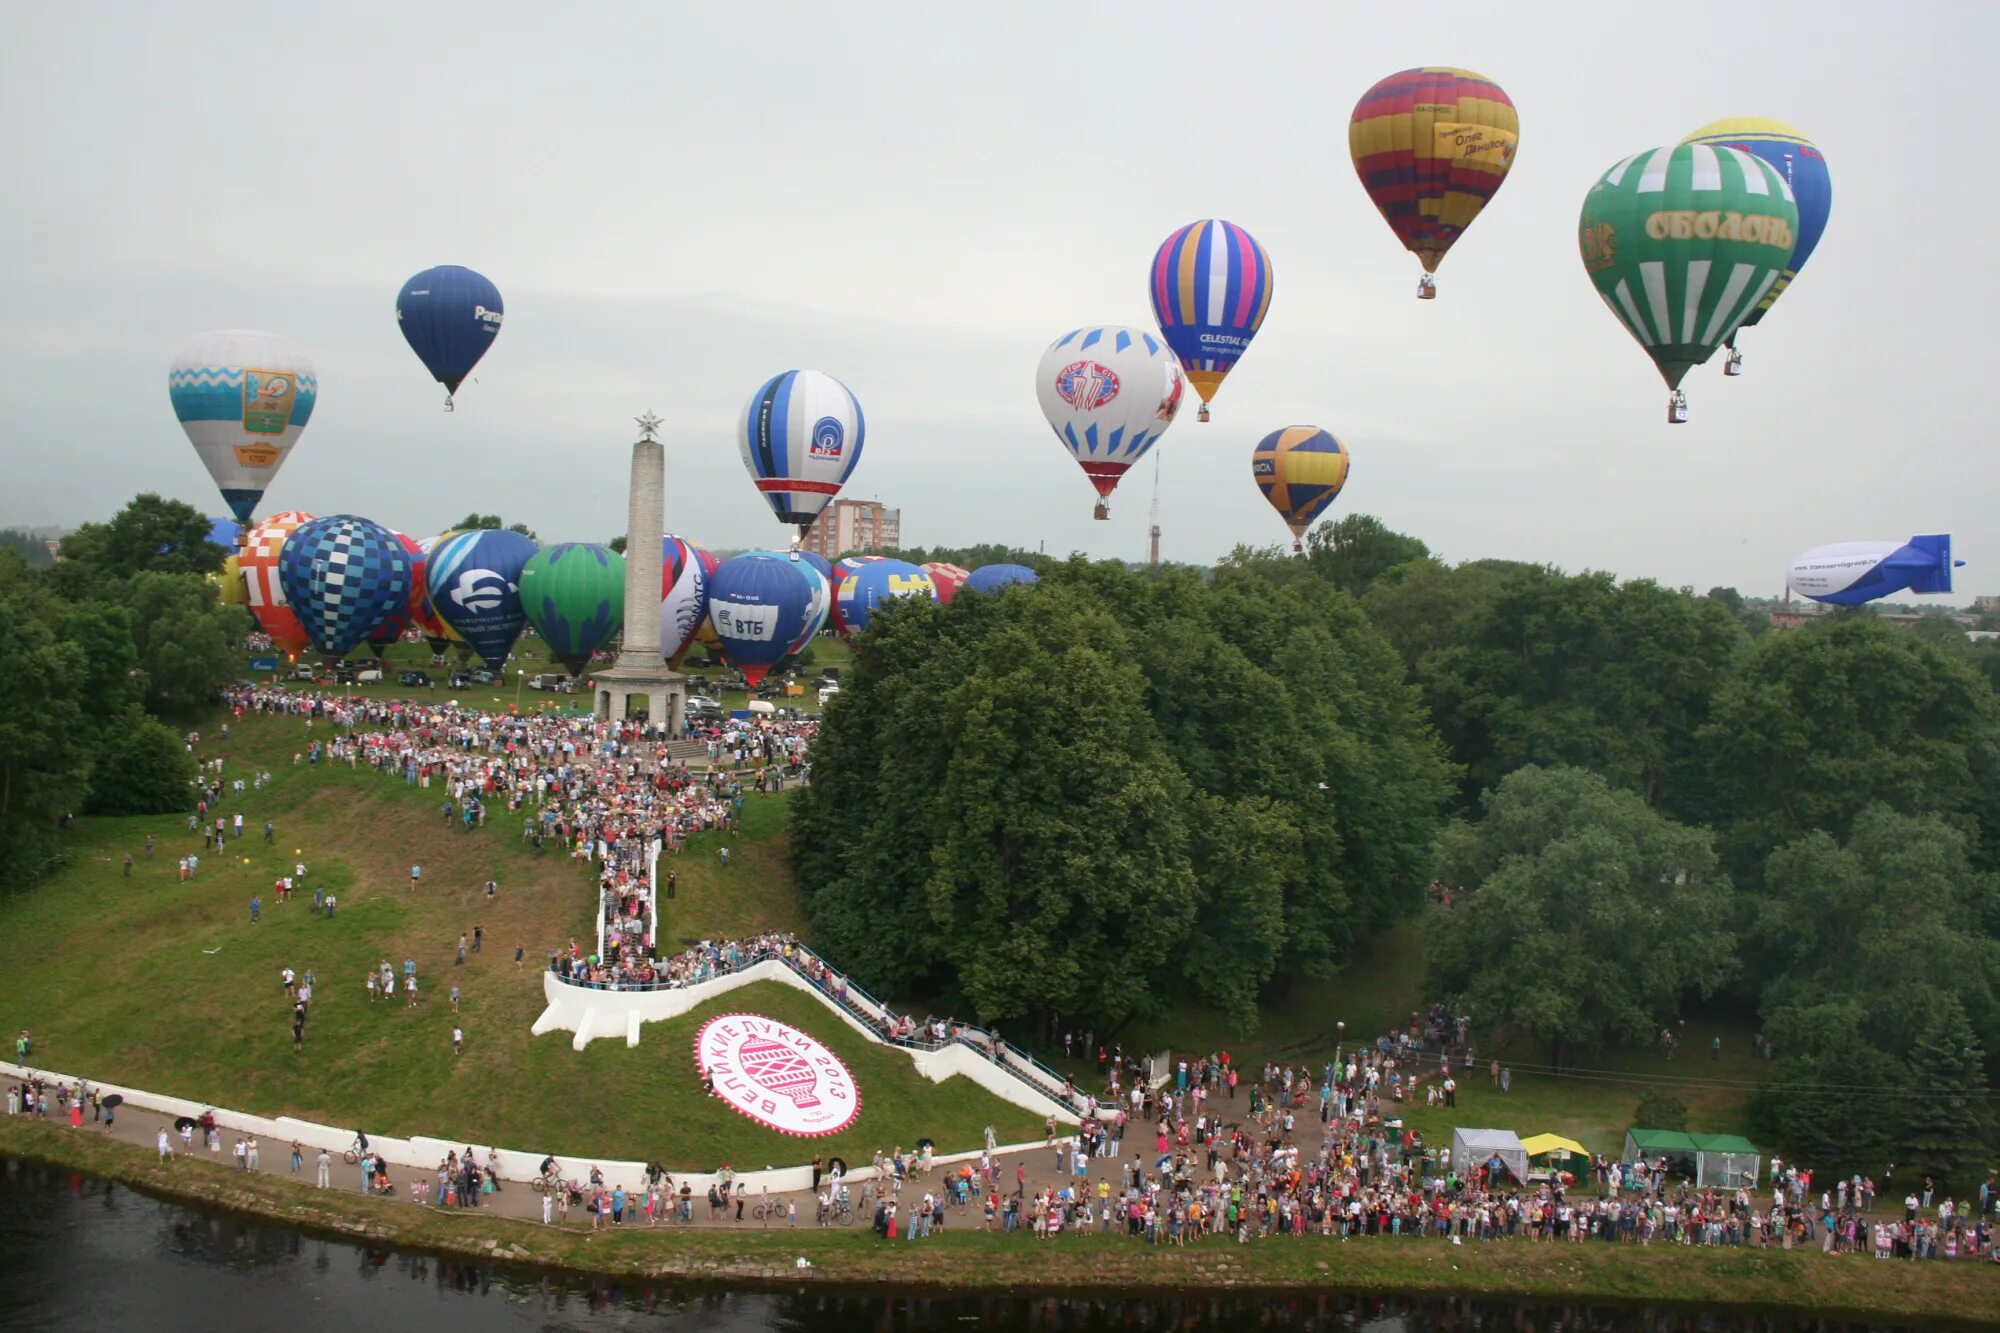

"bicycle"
[828,1200,854,1227]
[750,1200,778,1224]
[342,1147,362,1165]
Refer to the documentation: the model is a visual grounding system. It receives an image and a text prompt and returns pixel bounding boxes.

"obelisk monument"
[593,412,685,730]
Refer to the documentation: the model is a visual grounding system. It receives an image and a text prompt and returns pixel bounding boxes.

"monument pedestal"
[594,662,687,732]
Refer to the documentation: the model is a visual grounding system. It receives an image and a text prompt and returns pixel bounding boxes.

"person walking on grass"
[410,863,421,891]
[157,1129,172,1163]
[456,934,467,965]
[453,1026,463,1056]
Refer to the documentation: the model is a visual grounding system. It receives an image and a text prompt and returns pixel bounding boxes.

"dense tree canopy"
[452,513,538,540]
[794,559,1452,1031]
[1698,616,2000,880]
[1428,766,1735,1070]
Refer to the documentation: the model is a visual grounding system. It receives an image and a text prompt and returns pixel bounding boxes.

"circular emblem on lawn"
[694,1013,860,1137]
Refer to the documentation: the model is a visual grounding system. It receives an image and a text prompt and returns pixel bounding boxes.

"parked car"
[332,669,357,685]
[291,665,316,681]
[449,671,472,688]
[470,668,498,685]
[818,685,841,706]
[686,695,721,712]
[356,668,383,683]
[398,670,432,687]
[527,673,572,692]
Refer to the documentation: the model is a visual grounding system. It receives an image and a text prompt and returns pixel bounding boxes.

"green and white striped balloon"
[1578,144,1799,391]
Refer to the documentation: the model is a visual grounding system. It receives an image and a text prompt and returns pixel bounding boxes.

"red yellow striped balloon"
[1350,67,1519,297]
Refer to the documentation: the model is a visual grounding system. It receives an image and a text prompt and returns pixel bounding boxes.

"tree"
[0,586,92,889]
[1748,1005,1902,1182]
[1634,1090,1688,1131]
[53,493,223,585]
[452,513,538,541]
[1414,568,1744,811]
[86,717,197,815]
[0,529,53,567]
[1755,806,1999,1060]
[1902,999,1998,1193]
[1428,766,1736,1070]
[607,535,628,555]
[1301,513,1430,598]
[124,573,239,715]
[1700,616,2000,882]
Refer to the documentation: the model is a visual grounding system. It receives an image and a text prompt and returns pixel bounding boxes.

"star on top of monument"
[635,411,663,442]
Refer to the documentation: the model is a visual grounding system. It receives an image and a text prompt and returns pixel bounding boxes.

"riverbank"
[5,1119,1994,1323]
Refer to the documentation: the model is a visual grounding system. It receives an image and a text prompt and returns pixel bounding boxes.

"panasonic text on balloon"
[474,306,504,327]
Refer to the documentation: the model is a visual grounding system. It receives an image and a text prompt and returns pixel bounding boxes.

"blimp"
[1786,535,1962,606]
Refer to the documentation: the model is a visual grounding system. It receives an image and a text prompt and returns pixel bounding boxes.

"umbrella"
[174,1115,197,1131]
[916,1137,934,1151]
[825,1156,848,1178]
[101,1094,123,1109]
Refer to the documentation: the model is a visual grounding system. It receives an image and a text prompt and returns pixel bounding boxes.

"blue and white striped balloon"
[170,330,317,524]
[737,369,865,533]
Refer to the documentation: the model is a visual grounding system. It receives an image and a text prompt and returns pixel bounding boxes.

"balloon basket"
[1093,500,1110,521]
[1417,275,1437,300]
[1197,404,1210,423]
[1724,349,1743,377]
[1667,391,1689,425]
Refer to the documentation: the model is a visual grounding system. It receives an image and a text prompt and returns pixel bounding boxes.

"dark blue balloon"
[706,555,814,686]
[276,515,412,659]
[425,528,538,670]
[833,559,933,637]
[396,265,504,400]
[964,563,1039,593]
[796,551,833,583]
[205,517,242,548]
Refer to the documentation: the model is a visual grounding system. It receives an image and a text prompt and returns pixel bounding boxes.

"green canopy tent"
[1622,1127,1698,1176]
[1690,1134,1761,1189]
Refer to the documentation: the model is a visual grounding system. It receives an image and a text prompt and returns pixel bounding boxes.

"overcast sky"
[2,2,1991,600]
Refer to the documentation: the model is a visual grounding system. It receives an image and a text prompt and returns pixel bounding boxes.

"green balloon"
[1579,144,1799,391]
[519,543,625,676]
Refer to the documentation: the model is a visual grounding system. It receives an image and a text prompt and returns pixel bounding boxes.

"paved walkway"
[8,1096,1216,1234]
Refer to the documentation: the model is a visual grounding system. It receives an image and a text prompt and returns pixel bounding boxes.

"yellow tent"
[1521,1133,1590,1160]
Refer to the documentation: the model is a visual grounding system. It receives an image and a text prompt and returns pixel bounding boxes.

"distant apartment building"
[800,498,900,559]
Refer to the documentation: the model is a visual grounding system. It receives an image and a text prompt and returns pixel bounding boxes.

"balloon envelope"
[1788,536,1958,606]
[797,551,833,583]
[277,515,413,660]
[1148,221,1273,409]
[396,265,504,398]
[206,517,243,549]
[367,531,429,654]
[661,534,720,665]
[1035,326,1184,507]
[706,555,815,685]
[520,543,625,674]
[923,562,970,605]
[1253,427,1351,543]
[738,370,865,530]
[426,529,538,670]
[746,551,831,654]
[834,558,934,637]
[1579,144,1799,390]
[1680,118,1830,329]
[1350,68,1519,276]
[964,563,1039,593]
[170,330,317,524]
[240,510,316,648]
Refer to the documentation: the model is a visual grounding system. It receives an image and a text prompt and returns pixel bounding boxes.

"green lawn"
[0,707,1030,1167]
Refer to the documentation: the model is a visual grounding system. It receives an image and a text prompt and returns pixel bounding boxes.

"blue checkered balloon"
[277,514,413,659]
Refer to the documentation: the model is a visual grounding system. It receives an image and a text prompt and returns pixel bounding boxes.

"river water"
[0,1158,1944,1332]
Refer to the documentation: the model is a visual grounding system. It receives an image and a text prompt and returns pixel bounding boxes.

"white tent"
[1452,1127,1529,1184]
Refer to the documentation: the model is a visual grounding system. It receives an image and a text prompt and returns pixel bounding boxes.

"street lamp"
[514,668,526,712]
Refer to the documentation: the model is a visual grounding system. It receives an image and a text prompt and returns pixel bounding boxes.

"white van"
[356,667,384,683]
[817,685,841,706]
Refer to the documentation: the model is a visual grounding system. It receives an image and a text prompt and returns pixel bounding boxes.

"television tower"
[1147,451,1162,566]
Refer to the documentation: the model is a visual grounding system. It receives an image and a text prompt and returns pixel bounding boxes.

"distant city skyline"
[2,3,1994,603]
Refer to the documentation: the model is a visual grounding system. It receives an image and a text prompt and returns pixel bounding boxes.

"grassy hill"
[0,707,1035,1166]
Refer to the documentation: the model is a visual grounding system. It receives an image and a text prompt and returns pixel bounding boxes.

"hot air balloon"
[827,554,885,634]
[170,331,316,524]
[923,562,970,604]
[1788,536,1961,606]
[661,534,720,666]
[520,543,625,675]
[1253,427,1351,553]
[1349,68,1519,299]
[1680,118,1831,375]
[367,531,430,657]
[964,563,1040,593]
[410,534,466,656]
[746,550,831,654]
[1578,144,1799,422]
[834,559,934,637]
[240,510,315,649]
[706,555,816,686]
[1036,326,1185,519]
[738,370,865,551]
[1148,220,1272,421]
[216,553,248,607]
[796,551,834,583]
[205,517,243,550]
[426,529,538,670]
[276,515,413,661]
[396,265,504,409]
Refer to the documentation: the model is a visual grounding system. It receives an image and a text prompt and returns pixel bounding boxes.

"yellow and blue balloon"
[1252,427,1350,553]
